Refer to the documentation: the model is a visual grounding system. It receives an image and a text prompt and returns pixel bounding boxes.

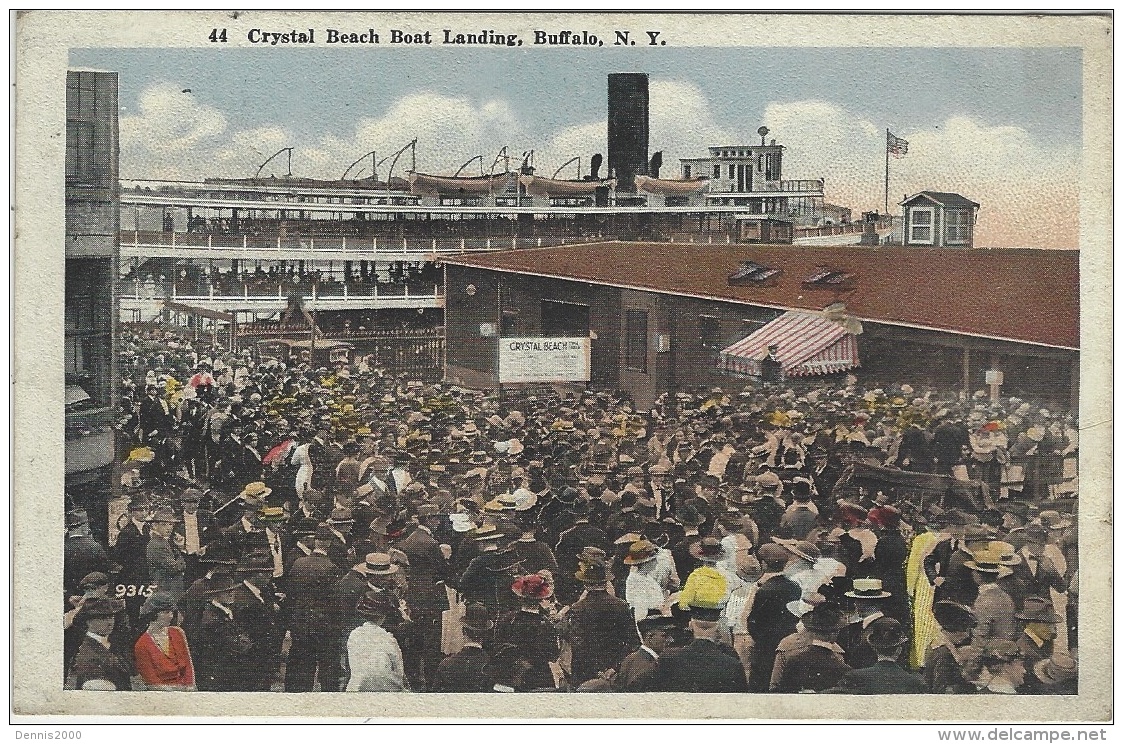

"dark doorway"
[541,299,590,337]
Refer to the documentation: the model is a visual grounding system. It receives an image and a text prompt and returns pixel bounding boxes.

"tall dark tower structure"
[607,72,649,193]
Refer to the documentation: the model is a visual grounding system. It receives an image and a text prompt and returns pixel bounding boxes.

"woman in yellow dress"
[906,514,944,669]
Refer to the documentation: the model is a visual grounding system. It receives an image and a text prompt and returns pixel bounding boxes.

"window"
[909,207,934,244]
[945,209,970,244]
[665,195,689,207]
[541,300,589,337]
[728,164,735,179]
[682,164,691,178]
[699,316,721,349]
[625,310,648,372]
[712,164,721,179]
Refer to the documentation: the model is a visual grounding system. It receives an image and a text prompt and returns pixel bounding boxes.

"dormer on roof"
[802,266,855,290]
[728,260,782,286]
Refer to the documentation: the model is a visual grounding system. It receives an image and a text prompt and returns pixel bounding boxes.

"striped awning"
[719,311,860,377]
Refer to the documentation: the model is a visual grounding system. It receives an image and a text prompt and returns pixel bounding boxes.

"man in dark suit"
[926,600,977,693]
[746,544,801,691]
[562,560,641,686]
[554,499,610,605]
[615,613,675,692]
[178,489,215,586]
[431,603,496,692]
[646,608,749,692]
[1008,526,1068,608]
[64,509,109,594]
[392,505,452,689]
[228,552,285,691]
[284,524,344,692]
[138,384,173,443]
[770,603,851,693]
[832,617,927,694]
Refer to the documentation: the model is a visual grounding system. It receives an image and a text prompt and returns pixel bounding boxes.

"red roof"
[444,242,1079,349]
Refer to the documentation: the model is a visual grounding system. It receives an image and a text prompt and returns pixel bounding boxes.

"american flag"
[887,131,909,158]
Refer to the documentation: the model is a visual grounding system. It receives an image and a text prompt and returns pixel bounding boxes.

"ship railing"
[119,281,445,303]
[119,231,606,255]
[778,179,826,193]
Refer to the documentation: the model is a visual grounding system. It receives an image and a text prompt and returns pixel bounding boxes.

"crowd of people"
[63,324,1079,694]
[121,261,442,300]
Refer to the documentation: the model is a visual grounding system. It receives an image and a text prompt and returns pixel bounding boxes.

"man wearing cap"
[284,524,344,692]
[745,543,802,691]
[66,598,133,690]
[832,617,927,693]
[926,600,977,693]
[770,603,851,693]
[1008,526,1067,609]
[146,506,187,601]
[615,612,675,692]
[393,504,452,688]
[431,603,496,693]
[647,605,749,693]
[563,560,641,687]
[113,498,152,597]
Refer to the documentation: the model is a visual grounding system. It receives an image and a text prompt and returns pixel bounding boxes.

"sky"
[71,47,1083,248]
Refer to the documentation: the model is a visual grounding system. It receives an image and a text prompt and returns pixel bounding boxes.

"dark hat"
[689,537,728,562]
[676,505,706,527]
[688,605,726,622]
[1015,596,1062,623]
[1022,525,1049,544]
[327,507,354,525]
[568,498,592,516]
[932,601,977,632]
[636,612,677,635]
[198,539,238,565]
[140,591,177,615]
[943,509,971,526]
[845,578,892,600]
[180,488,205,504]
[575,560,609,584]
[81,597,125,618]
[801,603,848,634]
[315,522,336,542]
[355,589,396,621]
[78,572,110,591]
[147,506,181,524]
[865,617,908,650]
[461,602,494,634]
[757,543,792,570]
[235,551,275,574]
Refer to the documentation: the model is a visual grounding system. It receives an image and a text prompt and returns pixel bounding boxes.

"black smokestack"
[607,72,649,193]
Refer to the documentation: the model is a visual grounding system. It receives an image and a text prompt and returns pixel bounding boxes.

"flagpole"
[884,128,890,216]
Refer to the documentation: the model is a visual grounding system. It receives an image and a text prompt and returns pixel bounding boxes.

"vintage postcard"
[12,10,1112,722]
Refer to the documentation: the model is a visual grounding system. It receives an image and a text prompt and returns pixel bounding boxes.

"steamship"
[117,73,840,370]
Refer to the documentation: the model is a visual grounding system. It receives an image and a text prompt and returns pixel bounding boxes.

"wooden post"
[961,347,971,395]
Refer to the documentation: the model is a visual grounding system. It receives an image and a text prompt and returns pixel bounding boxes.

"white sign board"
[499,337,591,384]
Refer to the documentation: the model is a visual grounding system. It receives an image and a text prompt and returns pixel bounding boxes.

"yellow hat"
[126,446,156,463]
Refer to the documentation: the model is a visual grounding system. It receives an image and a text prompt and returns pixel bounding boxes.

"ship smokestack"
[607,72,649,193]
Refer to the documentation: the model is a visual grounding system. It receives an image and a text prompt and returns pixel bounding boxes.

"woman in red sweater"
[134,592,196,691]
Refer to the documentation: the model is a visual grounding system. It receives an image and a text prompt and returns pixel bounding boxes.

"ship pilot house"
[900,191,980,248]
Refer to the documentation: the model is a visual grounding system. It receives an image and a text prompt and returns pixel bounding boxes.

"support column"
[961,347,971,395]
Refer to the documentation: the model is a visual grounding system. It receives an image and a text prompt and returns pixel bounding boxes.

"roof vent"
[729,260,782,285]
[802,266,854,289]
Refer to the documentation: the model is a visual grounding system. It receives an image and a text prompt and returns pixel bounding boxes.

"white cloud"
[763,100,1078,248]
[118,81,1077,247]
